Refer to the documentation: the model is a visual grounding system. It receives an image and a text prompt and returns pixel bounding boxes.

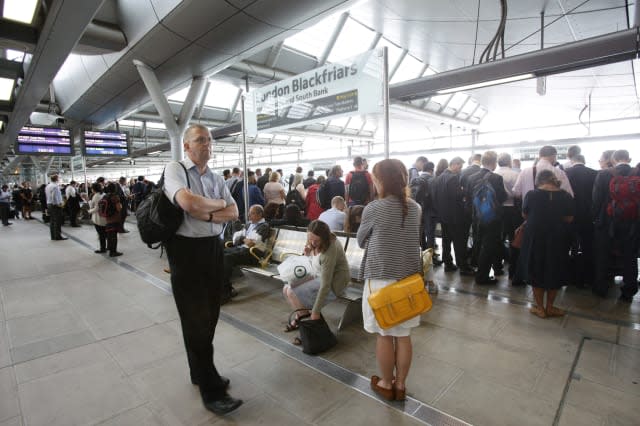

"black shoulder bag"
[136,162,190,248]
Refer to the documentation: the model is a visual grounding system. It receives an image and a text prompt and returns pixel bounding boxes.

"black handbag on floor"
[290,309,337,355]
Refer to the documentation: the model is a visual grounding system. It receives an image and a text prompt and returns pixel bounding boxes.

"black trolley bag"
[136,162,190,248]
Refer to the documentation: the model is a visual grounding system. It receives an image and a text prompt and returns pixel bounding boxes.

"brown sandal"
[370,376,395,401]
[546,307,565,317]
[529,306,547,319]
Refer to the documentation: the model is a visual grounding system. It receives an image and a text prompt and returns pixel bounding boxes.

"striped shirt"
[356,196,422,280]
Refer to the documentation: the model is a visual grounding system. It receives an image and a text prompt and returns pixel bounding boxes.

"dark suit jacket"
[433,169,464,224]
[566,164,597,225]
[467,168,508,221]
[460,164,481,215]
[592,163,636,228]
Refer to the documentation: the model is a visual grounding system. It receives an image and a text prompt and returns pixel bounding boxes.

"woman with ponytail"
[357,159,422,401]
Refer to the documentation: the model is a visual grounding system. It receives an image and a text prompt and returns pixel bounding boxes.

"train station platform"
[1,216,639,426]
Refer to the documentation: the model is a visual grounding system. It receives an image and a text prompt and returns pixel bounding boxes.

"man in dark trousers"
[591,149,640,301]
[45,175,67,240]
[467,151,508,284]
[460,154,482,267]
[222,204,271,302]
[163,124,242,414]
[117,177,130,233]
[566,154,597,288]
[432,157,474,276]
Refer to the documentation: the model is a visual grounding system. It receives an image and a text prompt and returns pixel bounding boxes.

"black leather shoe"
[203,395,243,415]
[476,277,498,285]
[56,237,68,240]
[230,287,238,298]
[444,264,458,272]
[109,251,123,257]
[94,249,107,253]
[459,268,475,276]
[192,376,230,389]
[619,294,634,303]
[493,269,505,276]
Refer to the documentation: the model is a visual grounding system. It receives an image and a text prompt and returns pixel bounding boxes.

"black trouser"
[105,223,119,254]
[594,224,640,298]
[571,221,595,287]
[223,246,259,291]
[165,234,227,401]
[48,204,63,239]
[119,205,128,231]
[476,220,503,280]
[94,224,107,251]
[0,203,9,225]
[423,213,436,250]
[441,223,468,268]
[502,206,522,273]
[68,203,79,226]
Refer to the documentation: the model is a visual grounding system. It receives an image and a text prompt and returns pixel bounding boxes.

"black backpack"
[286,189,305,211]
[98,195,117,218]
[316,181,332,210]
[136,163,190,248]
[348,171,369,204]
[230,179,243,205]
[410,174,431,209]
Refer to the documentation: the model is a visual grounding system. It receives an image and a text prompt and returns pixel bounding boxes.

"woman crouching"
[283,220,350,337]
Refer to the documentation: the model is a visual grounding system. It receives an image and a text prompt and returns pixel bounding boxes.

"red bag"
[606,169,640,222]
[511,222,525,249]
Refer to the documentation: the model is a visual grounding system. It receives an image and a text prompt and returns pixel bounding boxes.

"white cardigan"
[88,193,107,226]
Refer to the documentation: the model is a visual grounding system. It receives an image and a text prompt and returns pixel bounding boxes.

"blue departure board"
[16,126,74,155]
[82,130,130,157]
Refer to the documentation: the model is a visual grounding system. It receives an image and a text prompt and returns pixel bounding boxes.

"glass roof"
[284,12,342,59]
[204,80,241,109]
[327,17,376,63]
[390,54,424,84]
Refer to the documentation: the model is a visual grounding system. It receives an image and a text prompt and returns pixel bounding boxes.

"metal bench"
[240,225,366,331]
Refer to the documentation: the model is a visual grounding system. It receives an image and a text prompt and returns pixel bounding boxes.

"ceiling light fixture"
[3,0,39,24]
[0,77,15,101]
[436,73,535,95]
[146,150,162,155]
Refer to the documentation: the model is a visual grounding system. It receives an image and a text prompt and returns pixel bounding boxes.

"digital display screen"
[16,126,73,155]
[82,130,129,157]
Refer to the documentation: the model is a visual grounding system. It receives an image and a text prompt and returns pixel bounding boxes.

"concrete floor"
[1,216,639,426]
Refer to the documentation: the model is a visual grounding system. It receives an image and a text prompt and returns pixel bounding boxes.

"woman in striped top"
[357,159,422,401]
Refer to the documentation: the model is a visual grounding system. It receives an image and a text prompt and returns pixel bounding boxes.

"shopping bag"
[277,255,314,287]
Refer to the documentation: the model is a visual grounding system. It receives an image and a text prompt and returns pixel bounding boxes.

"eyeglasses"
[189,136,212,145]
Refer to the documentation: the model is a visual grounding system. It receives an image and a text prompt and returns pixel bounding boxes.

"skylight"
[390,54,425,83]
[203,80,241,110]
[375,38,404,71]
[168,86,190,103]
[0,77,14,101]
[3,0,38,24]
[327,17,376,63]
[284,12,342,59]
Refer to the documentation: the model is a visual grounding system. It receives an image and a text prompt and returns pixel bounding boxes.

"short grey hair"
[498,153,512,167]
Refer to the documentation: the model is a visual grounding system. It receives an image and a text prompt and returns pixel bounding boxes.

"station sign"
[246,49,384,134]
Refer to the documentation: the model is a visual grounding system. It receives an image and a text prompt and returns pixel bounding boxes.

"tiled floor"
[1,216,640,425]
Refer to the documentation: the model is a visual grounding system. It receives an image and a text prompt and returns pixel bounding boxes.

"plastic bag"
[277,255,314,287]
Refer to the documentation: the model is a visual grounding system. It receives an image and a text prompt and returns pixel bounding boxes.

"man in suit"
[566,154,597,287]
[467,151,508,284]
[222,204,271,303]
[591,150,640,301]
[432,157,474,276]
[460,154,482,267]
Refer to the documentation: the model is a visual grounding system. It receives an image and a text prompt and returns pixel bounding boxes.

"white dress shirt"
[512,158,574,198]
[495,166,520,206]
[318,208,346,231]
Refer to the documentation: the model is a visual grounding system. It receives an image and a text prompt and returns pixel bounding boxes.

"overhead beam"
[317,12,349,66]
[0,0,107,159]
[391,28,639,101]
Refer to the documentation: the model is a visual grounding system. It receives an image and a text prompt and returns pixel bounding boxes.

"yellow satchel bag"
[367,273,432,329]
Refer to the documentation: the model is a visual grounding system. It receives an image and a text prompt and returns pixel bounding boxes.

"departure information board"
[16,126,73,155]
[82,130,129,156]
